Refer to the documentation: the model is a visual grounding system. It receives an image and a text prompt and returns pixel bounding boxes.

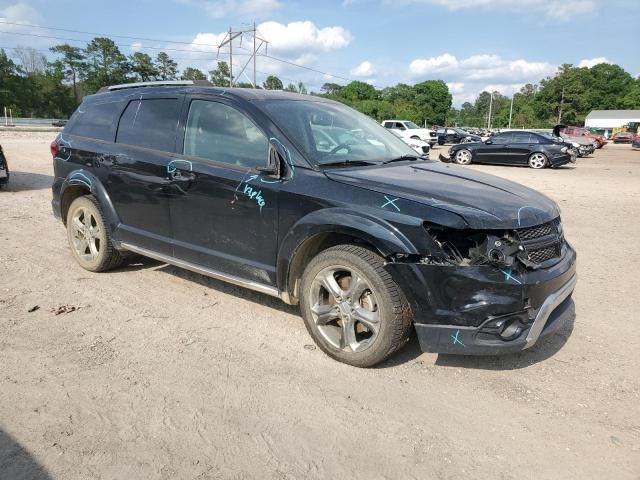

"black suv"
[0,144,9,188]
[51,81,577,367]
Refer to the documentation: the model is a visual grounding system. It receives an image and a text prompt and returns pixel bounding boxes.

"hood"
[325,162,560,229]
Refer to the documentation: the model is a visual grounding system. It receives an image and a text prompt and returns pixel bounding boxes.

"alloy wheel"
[455,149,472,165]
[70,207,102,262]
[308,266,380,353]
[529,153,547,169]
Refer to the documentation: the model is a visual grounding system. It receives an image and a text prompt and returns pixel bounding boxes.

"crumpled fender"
[60,169,120,232]
[276,207,423,293]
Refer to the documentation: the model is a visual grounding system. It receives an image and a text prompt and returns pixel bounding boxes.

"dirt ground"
[1,131,639,480]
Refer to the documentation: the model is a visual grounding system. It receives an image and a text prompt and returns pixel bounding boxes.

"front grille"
[517,219,558,240]
[516,219,564,267]
[528,245,559,263]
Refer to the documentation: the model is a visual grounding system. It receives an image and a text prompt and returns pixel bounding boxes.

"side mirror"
[258,140,285,178]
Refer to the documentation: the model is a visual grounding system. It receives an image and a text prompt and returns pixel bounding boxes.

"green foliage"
[263,75,283,90]
[82,37,130,92]
[130,52,157,82]
[209,61,231,87]
[155,52,178,81]
[181,67,207,81]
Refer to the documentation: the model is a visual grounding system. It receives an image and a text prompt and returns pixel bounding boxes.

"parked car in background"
[437,127,482,145]
[562,126,607,148]
[390,130,430,158]
[613,131,634,144]
[550,125,595,157]
[51,81,577,367]
[52,120,68,127]
[442,130,576,169]
[381,120,437,147]
[0,144,9,188]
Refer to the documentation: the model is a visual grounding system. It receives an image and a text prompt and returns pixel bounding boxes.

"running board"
[121,243,281,299]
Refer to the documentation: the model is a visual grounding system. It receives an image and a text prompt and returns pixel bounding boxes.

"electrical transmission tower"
[217,23,268,88]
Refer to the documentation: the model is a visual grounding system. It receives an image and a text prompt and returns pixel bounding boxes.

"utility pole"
[487,92,494,130]
[218,25,268,88]
[508,94,516,129]
[557,86,565,124]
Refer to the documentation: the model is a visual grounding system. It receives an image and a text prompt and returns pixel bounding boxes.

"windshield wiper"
[382,155,420,164]
[320,159,379,168]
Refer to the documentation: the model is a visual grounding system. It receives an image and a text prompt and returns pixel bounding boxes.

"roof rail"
[98,80,213,93]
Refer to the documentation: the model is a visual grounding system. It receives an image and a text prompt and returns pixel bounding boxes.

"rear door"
[167,97,281,286]
[106,94,183,255]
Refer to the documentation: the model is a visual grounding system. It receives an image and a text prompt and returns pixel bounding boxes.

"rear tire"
[528,152,548,169]
[299,245,411,368]
[66,195,123,272]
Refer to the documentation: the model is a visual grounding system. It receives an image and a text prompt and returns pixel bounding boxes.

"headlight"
[409,143,420,149]
[561,146,569,153]
[572,142,579,148]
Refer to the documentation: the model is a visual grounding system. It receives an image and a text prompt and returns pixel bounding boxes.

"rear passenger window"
[66,100,122,142]
[116,98,180,152]
[183,100,268,168]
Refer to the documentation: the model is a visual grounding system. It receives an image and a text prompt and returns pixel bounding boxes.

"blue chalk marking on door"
[167,159,193,174]
[381,196,400,211]
[451,330,466,347]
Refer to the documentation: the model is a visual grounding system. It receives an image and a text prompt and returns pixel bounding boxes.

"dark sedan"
[437,127,482,145]
[442,131,576,169]
[0,144,9,188]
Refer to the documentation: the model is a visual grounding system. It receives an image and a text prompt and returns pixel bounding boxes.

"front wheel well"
[285,232,383,305]
[60,185,91,225]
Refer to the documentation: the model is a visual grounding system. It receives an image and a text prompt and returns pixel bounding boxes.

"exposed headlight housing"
[561,146,569,153]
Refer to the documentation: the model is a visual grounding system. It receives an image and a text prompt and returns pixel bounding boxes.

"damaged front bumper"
[386,244,577,355]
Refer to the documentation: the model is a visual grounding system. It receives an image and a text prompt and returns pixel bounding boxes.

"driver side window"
[183,100,268,168]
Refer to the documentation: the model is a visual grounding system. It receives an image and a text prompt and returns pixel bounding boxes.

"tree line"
[1,35,638,127]
[0,37,307,118]
[320,63,639,128]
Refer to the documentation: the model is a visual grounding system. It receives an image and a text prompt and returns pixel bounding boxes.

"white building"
[584,110,640,136]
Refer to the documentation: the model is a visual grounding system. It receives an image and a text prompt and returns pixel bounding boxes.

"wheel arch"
[60,170,120,231]
[277,208,420,305]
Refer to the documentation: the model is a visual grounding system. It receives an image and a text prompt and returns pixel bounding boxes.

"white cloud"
[409,53,458,76]
[578,57,611,68]
[446,82,465,94]
[0,1,43,25]
[176,0,281,18]
[391,0,597,18]
[351,60,376,77]
[409,53,556,83]
[258,21,352,57]
[481,83,525,96]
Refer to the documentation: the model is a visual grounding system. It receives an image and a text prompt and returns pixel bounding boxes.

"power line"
[0,21,354,82]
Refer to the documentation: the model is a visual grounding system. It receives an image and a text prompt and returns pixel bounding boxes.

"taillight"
[50,140,59,158]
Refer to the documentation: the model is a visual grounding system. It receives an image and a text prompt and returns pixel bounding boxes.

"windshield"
[405,121,420,129]
[264,100,416,165]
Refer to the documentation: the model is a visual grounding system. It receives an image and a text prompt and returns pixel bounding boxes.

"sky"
[1,0,638,105]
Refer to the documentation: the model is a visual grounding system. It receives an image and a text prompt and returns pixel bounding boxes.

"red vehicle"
[562,126,608,148]
[612,132,634,144]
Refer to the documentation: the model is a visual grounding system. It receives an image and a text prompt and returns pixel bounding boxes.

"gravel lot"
[1,132,639,480]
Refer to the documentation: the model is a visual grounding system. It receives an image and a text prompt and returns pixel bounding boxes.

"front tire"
[66,195,123,272]
[528,152,548,169]
[299,245,411,368]
[454,149,472,165]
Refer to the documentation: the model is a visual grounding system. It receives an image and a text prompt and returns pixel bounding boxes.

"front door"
[478,132,512,164]
[168,98,281,286]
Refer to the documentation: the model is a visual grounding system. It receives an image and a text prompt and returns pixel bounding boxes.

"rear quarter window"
[66,99,122,142]
[116,98,180,152]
